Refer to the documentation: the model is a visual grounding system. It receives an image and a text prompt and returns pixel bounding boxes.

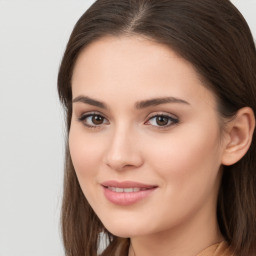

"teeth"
[108,187,146,193]
[124,188,133,192]
[116,187,123,193]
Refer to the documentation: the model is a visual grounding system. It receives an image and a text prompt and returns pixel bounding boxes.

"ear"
[221,107,255,166]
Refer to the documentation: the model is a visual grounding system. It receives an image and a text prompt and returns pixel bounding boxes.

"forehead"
[71,35,216,109]
[72,35,194,82]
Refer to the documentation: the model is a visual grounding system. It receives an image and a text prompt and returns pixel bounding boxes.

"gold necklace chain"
[131,243,136,256]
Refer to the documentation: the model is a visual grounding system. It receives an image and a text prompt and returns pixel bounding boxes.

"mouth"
[101,181,158,205]
[106,187,149,193]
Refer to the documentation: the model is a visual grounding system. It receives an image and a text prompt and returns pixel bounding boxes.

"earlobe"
[221,107,255,166]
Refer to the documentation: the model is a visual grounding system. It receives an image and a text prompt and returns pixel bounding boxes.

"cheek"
[68,127,107,212]
[68,125,103,182]
[138,125,223,228]
[145,123,222,193]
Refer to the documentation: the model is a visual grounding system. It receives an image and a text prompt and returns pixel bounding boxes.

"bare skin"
[69,35,255,256]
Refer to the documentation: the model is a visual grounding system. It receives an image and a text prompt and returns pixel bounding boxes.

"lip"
[101,180,158,206]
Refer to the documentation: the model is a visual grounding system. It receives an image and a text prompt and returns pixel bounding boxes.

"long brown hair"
[57,0,256,255]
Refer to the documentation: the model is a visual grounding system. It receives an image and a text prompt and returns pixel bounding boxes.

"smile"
[107,187,148,193]
[101,181,157,205]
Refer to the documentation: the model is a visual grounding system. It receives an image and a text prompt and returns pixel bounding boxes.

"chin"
[101,216,156,238]
[105,227,145,238]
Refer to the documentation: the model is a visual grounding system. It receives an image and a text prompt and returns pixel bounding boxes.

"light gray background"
[0,1,255,255]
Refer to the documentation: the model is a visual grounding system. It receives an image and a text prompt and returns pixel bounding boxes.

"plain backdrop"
[0,1,255,255]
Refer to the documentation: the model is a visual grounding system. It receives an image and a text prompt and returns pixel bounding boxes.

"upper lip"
[101,180,158,189]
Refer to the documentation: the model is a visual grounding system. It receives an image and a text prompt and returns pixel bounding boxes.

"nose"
[104,125,144,171]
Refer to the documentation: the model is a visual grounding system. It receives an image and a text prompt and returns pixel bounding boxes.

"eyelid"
[76,111,179,129]
[146,111,178,119]
[78,111,109,128]
[144,112,179,128]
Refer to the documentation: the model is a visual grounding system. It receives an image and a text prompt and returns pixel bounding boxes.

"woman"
[57,0,256,255]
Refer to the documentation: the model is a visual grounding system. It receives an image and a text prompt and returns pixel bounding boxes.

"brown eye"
[145,114,179,128]
[78,113,109,128]
[92,115,104,125]
[156,116,169,126]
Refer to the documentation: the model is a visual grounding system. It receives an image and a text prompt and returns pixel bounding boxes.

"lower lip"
[102,186,156,206]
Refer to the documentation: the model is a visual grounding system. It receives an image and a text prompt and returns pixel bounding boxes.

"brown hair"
[57,0,256,255]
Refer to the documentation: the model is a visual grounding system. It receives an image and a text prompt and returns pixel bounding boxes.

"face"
[69,36,226,238]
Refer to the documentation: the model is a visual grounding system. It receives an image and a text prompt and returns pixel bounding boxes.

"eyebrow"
[72,95,107,109]
[135,97,190,109]
[72,95,190,109]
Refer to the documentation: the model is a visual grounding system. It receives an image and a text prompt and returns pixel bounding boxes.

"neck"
[128,206,223,256]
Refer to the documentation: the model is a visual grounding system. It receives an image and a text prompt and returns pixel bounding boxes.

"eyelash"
[78,112,109,129]
[145,113,179,129]
[77,112,179,129]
